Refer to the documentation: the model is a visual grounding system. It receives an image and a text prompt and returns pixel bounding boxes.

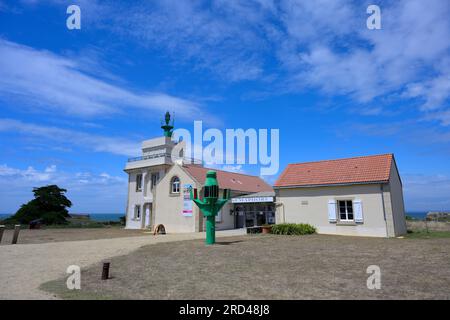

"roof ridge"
[286,153,393,166]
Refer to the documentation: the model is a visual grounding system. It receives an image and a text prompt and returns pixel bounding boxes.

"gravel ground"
[0,227,148,245]
[43,234,450,300]
[0,229,245,299]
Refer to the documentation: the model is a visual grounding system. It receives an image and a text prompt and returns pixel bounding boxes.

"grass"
[40,281,118,300]
[41,234,450,300]
[45,221,123,229]
[405,230,450,239]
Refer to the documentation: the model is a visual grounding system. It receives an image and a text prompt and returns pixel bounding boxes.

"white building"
[274,154,407,237]
[124,124,273,232]
[124,115,406,237]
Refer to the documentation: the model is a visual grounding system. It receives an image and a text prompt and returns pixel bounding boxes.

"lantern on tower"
[161,111,174,137]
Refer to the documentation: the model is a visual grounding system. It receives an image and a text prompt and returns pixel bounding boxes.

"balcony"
[125,153,202,170]
[128,152,171,163]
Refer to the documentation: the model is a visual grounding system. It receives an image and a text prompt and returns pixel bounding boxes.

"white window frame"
[151,172,160,190]
[337,200,354,222]
[136,174,143,192]
[171,176,180,194]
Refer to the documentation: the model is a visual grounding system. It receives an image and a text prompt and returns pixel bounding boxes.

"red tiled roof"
[274,154,393,188]
[183,164,273,193]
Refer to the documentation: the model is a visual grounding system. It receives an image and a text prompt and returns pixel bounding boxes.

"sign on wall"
[182,184,193,217]
[231,196,273,204]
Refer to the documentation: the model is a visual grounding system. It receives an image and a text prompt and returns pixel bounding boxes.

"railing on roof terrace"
[127,153,202,165]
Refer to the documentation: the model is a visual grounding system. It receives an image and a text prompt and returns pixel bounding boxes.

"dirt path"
[0,230,245,300]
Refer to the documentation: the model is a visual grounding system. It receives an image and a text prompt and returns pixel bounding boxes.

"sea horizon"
[0,213,124,222]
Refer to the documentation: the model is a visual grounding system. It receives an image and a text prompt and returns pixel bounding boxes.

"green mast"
[161,111,174,137]
[190,171,230,245]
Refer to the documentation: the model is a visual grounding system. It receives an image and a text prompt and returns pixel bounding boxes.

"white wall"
[154,165,199,233]
[215,195,235,230]
[388,161,407,236]
[125,171,143,229]
[125,167,167,229]
[276,184,388,237]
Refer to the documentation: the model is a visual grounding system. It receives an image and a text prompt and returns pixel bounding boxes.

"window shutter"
[328,200,337,223]
[354,199,363,223]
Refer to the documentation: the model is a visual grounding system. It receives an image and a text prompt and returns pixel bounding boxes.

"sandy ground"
[0,229,245,300]
[43,234,450,300]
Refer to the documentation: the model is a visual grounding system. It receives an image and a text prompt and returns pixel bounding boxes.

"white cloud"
[0,164,55,182]
[403,76,450,111]
[0,39,202,119]
[403,173,450,211]
[76,0,450,124]
[94,0,274,82]
[0,118,140,156]
[0,163,127,213]
[0,164,126,186]
[279,0,357,44]
[278,0,450,116]
[427,110,450,127]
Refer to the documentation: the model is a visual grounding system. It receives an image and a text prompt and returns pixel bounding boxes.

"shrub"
[270,223,316,235]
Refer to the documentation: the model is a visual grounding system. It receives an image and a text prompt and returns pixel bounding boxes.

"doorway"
[143,203,152,229]
[233,203,275,228]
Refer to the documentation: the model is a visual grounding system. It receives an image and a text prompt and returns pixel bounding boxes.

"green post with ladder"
[190,171,230,245]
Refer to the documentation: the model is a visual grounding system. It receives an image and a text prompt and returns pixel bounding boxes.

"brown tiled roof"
[274,154,393,188]
[183,164,273,193]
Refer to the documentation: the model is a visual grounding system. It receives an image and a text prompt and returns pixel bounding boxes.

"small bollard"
[101,262,110,280]
[12,225,21,244]
[0,225,5,243]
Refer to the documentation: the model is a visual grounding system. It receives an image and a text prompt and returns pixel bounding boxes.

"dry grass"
[0,228,148,245]
[407,220,450,232]
[42,234,450,300]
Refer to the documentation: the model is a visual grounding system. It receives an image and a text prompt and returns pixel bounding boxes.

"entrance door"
[235,206,245,228]
[144,204,151,229]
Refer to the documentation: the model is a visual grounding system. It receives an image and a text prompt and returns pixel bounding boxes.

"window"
[136,174,143,192]
[151,172,160,190]
[171,176,180,194]
[134,205,141,220]
[338,200,354,221]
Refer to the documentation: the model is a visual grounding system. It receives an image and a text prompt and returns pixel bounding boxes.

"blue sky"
[0,0,449,213]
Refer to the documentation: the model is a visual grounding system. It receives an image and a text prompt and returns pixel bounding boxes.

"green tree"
[6,185,72,225]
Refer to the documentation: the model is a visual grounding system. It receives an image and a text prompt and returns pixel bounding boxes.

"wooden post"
[12,225,21,244]
[0,225,5,243]
[101,262,110,280]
